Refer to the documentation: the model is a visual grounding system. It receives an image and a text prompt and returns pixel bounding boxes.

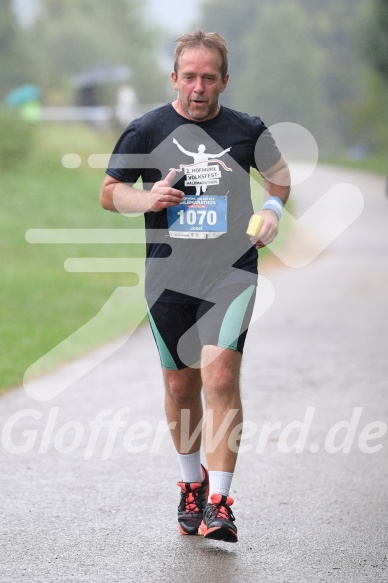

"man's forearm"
[100,170,184,215]
[263,165,291,205]
[100,180,152,214]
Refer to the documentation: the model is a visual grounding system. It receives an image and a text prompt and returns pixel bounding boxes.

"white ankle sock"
[176,450,202,483]
[208,471,233,500]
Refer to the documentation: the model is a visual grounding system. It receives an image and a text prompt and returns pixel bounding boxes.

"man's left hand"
[249,210,279,249]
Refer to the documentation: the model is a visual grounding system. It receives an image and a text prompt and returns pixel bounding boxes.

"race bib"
[167,195,228,239]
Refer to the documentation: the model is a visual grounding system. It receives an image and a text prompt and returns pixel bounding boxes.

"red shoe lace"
[214,503,230,520]
[178,484,202,514]
[183,490,200,513]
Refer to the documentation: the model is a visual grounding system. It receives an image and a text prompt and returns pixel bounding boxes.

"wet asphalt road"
[1,165,388,582]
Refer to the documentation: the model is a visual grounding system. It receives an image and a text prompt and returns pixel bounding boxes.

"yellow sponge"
[246,215,263,237]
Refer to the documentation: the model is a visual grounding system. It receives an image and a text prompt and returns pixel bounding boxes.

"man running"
[100,28,290,543]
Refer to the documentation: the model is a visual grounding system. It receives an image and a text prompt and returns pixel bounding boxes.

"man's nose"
[193,77,205,93]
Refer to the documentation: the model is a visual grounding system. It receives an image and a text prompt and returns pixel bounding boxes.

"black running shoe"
[177,465,209,535]
[199,493,238,543]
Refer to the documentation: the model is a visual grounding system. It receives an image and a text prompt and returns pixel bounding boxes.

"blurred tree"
[354,0,388,154]
[26,0,167,104]
[234,3,324,128]
[364,0,388,81]
[301,0,369,146]
[0,0,36,99]
[350,71,388,153]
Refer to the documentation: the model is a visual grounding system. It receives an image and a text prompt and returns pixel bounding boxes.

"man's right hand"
[148,170,185,212]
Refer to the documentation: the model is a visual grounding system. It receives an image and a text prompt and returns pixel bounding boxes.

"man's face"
[172,46,229,122]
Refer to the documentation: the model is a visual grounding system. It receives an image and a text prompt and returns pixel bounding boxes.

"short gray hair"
[174,28,229,79]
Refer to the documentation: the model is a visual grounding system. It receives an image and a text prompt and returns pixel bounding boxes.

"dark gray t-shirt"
[106,104,281,303]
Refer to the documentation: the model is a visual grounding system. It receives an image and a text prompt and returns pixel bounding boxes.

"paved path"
[1,165,388,582]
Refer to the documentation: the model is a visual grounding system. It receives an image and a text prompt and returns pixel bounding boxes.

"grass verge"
[324,153,388,176]
[1,123,146,393]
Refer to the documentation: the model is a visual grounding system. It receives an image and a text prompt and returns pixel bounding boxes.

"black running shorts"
[147,284,256,370]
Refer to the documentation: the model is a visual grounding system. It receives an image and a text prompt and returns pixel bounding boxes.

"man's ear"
[220,73,230,93]
[171,71,178,91]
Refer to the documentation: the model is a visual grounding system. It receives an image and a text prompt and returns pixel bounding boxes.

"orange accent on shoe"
[177,465,209,536]
[178,523,189,535]
[208,493,234,518]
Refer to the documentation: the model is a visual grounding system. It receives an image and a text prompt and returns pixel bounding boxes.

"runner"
[100,28,291,543]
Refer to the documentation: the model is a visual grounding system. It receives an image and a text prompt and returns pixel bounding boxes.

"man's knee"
[205,369,239,399]
[163,368,202,405]
[202,348,242,401]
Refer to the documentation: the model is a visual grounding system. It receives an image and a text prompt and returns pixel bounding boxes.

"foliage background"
[2,0,388,156]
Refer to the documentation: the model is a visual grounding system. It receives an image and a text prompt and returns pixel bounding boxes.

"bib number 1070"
[167,194,227,238]
[177,209,217,226]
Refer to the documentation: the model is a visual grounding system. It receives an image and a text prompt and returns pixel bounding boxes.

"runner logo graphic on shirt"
[167,138,233,239]
[170,137,232,196]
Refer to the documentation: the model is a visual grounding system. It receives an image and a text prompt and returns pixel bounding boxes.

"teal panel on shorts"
[147,308,179,370]
[217,284,256,350]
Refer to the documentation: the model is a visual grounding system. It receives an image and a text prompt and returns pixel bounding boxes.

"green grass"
[324,153,388,176]
[1,123,146,393]
[0,124,291,394]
